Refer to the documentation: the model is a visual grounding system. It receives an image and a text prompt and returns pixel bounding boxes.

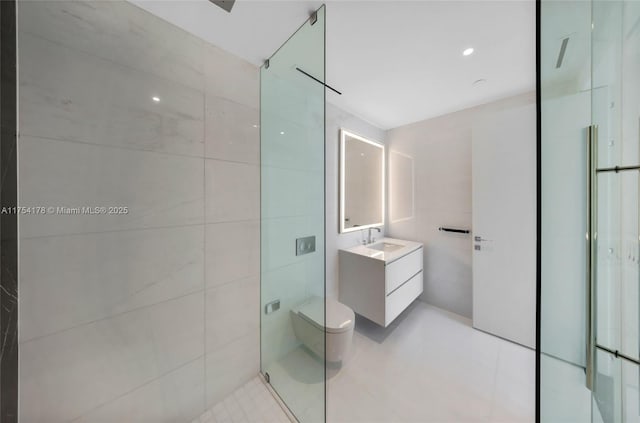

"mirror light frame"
[339,128,385,234]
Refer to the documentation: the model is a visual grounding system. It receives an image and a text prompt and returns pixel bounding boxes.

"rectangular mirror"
[340,129,385,233]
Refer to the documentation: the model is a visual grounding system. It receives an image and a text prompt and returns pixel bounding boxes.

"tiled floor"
[264,348,325,422]
[327,301,535,422]
[211,301,535,423]
[195,377,291,423]
[539,354,592,422]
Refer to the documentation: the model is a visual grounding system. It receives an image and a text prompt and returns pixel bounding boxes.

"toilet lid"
[297,297,354,334]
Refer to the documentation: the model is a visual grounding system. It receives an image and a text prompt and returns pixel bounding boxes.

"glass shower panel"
[592,1,640,422]
[541,0,640,421]
[260,6,325,423]
[596,170,639,360]
[540,0,593,420]
[592,0,623,358]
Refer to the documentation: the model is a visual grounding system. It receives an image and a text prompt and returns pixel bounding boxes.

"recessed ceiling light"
[152,96,160,102]
[463,47,474,57]
[252,124,259,128]
[280,131,285,135]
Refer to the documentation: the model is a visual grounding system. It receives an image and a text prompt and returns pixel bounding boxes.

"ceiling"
[131,0,535,130]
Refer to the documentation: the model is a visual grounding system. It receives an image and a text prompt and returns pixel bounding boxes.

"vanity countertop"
[340,237,423,264]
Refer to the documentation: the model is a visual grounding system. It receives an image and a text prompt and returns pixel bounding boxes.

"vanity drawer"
[385,247,423,294]
[385,270,423,326]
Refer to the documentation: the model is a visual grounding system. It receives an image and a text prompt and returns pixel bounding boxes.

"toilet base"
[291,311,354,363]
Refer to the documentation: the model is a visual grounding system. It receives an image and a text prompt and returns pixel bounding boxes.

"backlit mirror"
[339,129,385,233]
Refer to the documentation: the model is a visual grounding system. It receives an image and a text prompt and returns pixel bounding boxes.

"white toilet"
[290,296,355,363]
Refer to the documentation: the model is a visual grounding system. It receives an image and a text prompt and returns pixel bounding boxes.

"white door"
[472,104,536,348]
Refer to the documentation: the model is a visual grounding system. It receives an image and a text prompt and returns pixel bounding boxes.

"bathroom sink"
[368,242,404,252]
[340,237,422,263]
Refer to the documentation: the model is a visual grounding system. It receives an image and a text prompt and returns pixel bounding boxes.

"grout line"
[204,156,260,167]
[261,256,320,276]
[20,134,204,161]
[205,328,259,357]
[18,28,208,94]
[21,133,259,167]
[69,355,205,423]
[472,325,536,351]
[19,218,261,241]
[19,288,205,345]
[21,18,260,108]
[261,215,325,223]
[19,221,208,241]
[205,273,260,292]
[203,87,208,412]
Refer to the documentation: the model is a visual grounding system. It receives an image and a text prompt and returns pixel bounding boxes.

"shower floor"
[194,377,291,423]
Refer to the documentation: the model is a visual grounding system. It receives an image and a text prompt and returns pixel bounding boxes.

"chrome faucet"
[367,227,381,244]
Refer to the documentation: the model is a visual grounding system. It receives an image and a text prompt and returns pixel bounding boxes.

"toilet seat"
[294,297,354,334]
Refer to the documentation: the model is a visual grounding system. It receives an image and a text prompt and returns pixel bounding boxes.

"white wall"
[18,2,259,421]
[326,103,386,300]
[386,92,535,318]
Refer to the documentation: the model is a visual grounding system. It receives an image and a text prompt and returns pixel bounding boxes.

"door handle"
[585,124,598,391]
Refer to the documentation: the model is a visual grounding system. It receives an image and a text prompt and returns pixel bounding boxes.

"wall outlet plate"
[296,236,316,256]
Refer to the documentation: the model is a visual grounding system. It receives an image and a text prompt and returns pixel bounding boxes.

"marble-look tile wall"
[386,92,535,318]
[17,2,259,422]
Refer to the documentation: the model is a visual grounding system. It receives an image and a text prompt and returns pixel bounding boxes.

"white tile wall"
[205,159,260,223]
[19,225,205,342]
[205,221,259,288]
[17,1,260,422]
[18,136,205,238]
[206,331,260,407]
[262,166,324,219]
[205,97,259,164]
[18,1,207,91]
[19,32,205,157]
[205,45,259,109]
[206,276,260,352]
[20,293,204,423]
[386,92,535,318]
[76,358,206,423]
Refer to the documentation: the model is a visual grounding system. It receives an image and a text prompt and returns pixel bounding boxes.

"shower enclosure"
[540,0,640,421]
[260,6,327,423]
[7,0,328,422]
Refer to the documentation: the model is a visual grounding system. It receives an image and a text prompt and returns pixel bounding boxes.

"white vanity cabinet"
[339,238,423,327]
